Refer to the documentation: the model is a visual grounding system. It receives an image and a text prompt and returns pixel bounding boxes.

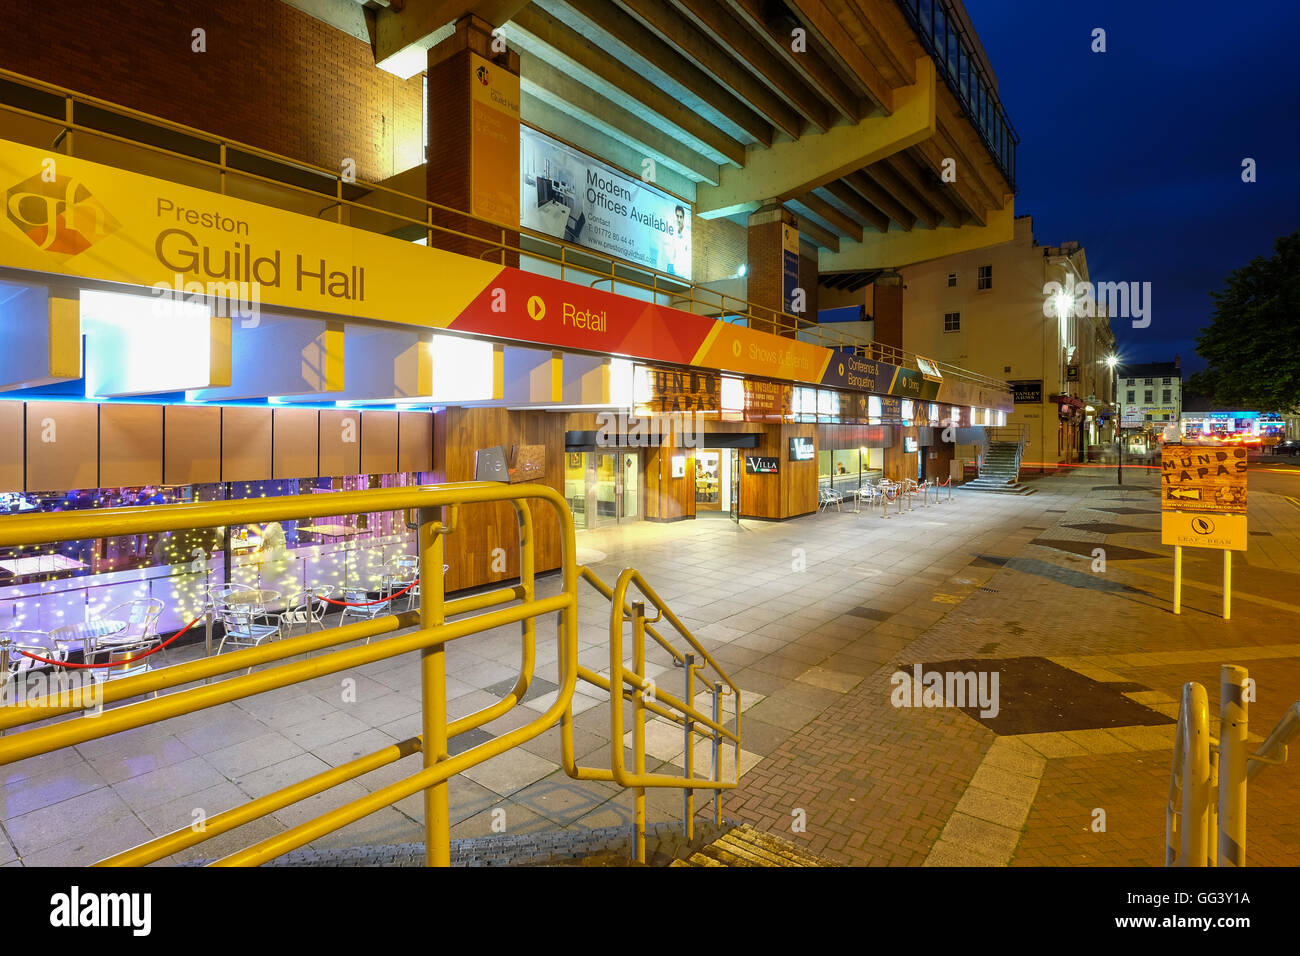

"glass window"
[1144,390,1154,403]
[943,311,960,332]
[1127,390,1135,403]
[947,272,957,287]
[1162,389,1172,403]
[978,265,992,290]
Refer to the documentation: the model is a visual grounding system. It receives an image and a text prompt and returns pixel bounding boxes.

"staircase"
[964,438,1035,495]
[669,823,837,867]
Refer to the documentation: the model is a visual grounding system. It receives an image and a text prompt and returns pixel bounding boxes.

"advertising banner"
[469,54,520,229]
[1160,444,1248,514]
[519,126,691,279]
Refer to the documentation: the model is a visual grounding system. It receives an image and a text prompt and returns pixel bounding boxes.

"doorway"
[564,450,641,529]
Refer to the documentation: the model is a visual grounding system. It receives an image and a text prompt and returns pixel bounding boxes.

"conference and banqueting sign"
[519,125,692,280]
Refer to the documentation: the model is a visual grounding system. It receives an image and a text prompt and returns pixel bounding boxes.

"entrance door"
[585,450,641,527]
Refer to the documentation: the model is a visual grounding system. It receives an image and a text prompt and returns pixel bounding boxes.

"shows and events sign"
[1160,444,1248,514]
[520,126,691,279]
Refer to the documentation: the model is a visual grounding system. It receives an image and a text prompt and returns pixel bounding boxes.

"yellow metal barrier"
[1166,665,1297,867]
[0,482,741,866]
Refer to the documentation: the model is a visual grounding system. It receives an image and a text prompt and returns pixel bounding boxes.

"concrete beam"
[696,56,934,218]
[722,0,866,124]
[796,192,865,241]
[510,4,746,167]
[519,53,719,184]
[796,216,840,253]
[564,0,774,148]
[871,155,947,228]
[617,0,807,139]
[375,1,530,74]
[668,0,836,132]
[843,171,915,231]
[825,179,895,232]
[817,198,1015,272]
[785,0,896,113]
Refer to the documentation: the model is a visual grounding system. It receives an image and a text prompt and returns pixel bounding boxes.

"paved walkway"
[3,466,1298,866]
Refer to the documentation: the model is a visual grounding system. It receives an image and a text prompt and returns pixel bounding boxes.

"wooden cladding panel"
[221,406,272,483]
[440,407,567,593]
[397,411,433,473]
[0,402,24,492]
[25,402,97,491]
[164,405,221,484]
[99,404,162,487]
[273,408,319,479]
[360,410,398,475]
[319,408,361,477]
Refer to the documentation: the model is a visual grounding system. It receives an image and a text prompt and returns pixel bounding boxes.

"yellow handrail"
[0,482,743,866]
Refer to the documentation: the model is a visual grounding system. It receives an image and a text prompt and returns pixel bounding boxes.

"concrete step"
[671,823,837,867]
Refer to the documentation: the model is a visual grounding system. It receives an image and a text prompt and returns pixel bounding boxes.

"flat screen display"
[789,437,815,461]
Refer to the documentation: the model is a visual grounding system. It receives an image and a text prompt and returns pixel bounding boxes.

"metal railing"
[0,66,1010,397]
[0,483,740,866]
[894,0,1018,191]
[1167,665,1297,866]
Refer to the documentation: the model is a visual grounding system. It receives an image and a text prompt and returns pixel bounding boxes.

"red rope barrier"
[319,579,419,607]
[19,616,202,669]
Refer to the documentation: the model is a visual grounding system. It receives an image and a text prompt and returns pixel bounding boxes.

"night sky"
[964,0,1300,375]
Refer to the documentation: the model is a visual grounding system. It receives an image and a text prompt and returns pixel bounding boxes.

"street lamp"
[1106,354,1121,485]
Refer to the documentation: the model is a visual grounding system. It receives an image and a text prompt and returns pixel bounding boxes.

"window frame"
[943,311,961,333]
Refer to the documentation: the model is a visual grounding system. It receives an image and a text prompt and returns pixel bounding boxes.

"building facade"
[897,216,1116,473]
[0,0,1018,623]
[1118,360,1183,452]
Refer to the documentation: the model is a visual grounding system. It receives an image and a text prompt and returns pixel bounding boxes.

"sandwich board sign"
[1159,443,1247,618]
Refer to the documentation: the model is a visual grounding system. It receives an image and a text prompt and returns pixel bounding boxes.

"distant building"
[1118,360,1182,448]
[899,216,1117,473]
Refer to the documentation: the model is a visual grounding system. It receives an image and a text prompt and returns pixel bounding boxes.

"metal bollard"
[1218,665,1249,866]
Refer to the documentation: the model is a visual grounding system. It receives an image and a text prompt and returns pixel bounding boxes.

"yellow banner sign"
[469,53,521,230]
[0,139,499,327]
[1161,511,1247,551]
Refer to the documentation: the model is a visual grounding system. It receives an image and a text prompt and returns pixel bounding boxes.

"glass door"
[593,452,617,525]
[621,451,639,520]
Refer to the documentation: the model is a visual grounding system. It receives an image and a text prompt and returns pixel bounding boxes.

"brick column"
[426,15,520,265]
[871,270,904,360]
[746,202,800,337]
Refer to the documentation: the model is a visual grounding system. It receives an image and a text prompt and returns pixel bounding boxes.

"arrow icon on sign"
[1168,488,1202,500]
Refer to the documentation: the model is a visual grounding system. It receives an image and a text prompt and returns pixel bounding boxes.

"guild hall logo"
[6,171,120,257]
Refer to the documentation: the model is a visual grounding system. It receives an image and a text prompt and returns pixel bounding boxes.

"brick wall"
[0,0,423,182]
[690,215,746,283]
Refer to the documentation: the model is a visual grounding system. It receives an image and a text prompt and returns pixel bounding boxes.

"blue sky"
[964,0,1300,374]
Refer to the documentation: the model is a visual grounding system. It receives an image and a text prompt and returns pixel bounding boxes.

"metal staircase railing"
[0,483,740,866]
